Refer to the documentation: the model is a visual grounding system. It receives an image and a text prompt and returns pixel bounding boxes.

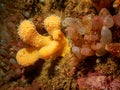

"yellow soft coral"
[18,20,52,47]
[16,15,70,66]
[16,47,40,66]
[44,15,63,40]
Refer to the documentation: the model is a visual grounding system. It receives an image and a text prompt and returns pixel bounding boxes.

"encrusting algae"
[16,15,70,66]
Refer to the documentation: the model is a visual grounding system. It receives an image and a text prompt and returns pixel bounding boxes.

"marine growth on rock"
[62,8,120,63]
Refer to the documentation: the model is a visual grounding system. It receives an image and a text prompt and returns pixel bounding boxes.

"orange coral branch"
[16,15,70,66]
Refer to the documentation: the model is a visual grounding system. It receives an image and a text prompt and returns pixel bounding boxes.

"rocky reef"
[0,0,120,90]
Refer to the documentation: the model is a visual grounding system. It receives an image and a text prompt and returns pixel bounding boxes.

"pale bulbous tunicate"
[99,8,110,17]
[101,26,112,43]
[96,26,112,56]
[62,17,79,28]
[103,15,114,28]
[72,46,81,59]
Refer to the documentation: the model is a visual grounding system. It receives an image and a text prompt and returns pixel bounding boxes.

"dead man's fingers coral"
[43,15,70,56]
[44,15,63,40]
[16,47,41,66]
[18,20,52,47]
[39,41,62,59]
[16,15,70,67]
[44,15,61,31]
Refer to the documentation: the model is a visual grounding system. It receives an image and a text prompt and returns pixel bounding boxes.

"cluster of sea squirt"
[62,8,120,60]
